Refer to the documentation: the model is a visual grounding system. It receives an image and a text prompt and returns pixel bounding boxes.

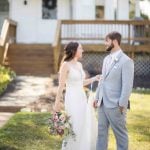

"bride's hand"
[94,74,102,82]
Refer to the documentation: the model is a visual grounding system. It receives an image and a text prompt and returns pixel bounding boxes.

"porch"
[0,19,150,87]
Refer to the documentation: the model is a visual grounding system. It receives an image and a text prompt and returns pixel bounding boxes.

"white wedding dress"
[61,64,98,150]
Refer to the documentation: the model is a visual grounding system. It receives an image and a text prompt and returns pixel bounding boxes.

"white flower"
[114,57,119,62]
[65,123,70,128]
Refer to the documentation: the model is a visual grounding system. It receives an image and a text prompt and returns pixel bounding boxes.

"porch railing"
[61,20,150,45]
[0,19,17,65]
[59,20,150,88]
[53,20,150,73]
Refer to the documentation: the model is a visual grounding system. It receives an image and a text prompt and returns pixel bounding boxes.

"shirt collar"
[110,49,122,59]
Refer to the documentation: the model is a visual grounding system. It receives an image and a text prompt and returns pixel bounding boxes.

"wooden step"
[0,106,23,113]
[5,44,54,76]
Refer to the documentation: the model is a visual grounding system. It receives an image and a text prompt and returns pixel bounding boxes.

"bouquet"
[48,111,76,141]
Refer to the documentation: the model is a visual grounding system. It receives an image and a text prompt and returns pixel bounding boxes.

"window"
[0,0,9,12]
[96,6,104,19]
[42,0,57,19]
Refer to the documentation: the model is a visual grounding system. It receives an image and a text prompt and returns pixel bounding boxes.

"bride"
[54,42,100,150]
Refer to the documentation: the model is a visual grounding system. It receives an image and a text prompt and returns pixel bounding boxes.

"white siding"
[9,0,57,43]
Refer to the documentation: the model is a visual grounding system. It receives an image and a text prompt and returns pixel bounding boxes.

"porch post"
[72,0,95,19]
[135,0,140,17]
[117,0,129,20]
[104,0,115,20]
[57,0,71,19]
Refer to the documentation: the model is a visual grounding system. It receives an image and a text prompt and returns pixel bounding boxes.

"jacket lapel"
[104,51,123,79]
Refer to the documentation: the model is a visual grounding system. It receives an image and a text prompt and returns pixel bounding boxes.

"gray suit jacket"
[95,50,134,108]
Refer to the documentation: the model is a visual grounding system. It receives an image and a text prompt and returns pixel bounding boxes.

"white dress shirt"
[105,49,122,74]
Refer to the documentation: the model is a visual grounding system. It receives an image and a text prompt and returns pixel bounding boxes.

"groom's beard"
[106,43,114,52]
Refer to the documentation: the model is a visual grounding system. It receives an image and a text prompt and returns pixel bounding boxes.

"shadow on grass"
[132,89,150,95]
[0,145,18,150]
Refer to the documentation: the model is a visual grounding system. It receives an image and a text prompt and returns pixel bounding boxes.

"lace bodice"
[66,65,85,88]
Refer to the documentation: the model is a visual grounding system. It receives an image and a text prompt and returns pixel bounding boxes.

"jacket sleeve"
[95,57,106,100]
[119,59,134,107]
[95,81,101,100]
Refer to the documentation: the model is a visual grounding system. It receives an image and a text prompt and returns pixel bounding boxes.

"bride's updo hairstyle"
[63,42,79,61]
[59,42,79,72]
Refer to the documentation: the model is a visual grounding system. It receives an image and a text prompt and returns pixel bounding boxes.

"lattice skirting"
[81,52,150,88]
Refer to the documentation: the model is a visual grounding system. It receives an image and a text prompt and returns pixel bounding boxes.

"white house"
[0,0,142,44]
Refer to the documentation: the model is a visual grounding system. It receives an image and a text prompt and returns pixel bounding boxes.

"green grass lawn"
[0,92,150,150]
[0,113,62,150]
[108,92,150,150]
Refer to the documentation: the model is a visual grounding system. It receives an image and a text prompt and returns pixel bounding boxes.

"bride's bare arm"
[83,75,100,86]
[54,62,69,111]
[78,62,101,86]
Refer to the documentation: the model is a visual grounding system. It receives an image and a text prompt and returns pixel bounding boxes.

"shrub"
[0,65,16,95]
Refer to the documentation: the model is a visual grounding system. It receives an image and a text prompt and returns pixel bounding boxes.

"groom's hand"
[93,100,99,108]
[119,106,124,114]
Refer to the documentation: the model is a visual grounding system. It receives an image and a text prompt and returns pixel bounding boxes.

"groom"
[94,31,134,150]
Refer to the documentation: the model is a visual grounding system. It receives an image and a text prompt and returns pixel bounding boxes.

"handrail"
[0,19,17,64]
[62,20,150,24]
[52,20,62,73]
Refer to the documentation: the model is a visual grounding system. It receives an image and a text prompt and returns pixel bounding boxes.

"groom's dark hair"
[106,31,122,45]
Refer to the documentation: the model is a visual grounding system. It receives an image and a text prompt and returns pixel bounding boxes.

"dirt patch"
[24,76,58,112]
[26,88,57,112]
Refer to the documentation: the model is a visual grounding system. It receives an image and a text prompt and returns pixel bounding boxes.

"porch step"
[0,106,23,113]
[5,44,54,76]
